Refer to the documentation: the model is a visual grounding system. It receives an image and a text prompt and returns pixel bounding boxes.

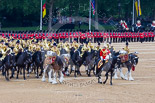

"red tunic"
[140,33,144,38]
[69,32,72,38]
[91,32,94,38]
[94,32,96,38]
[66,32,69,38]
[110,33,112,38]
[151,32,154,37]
[87,32,91,38]
[103,33,107,39]
[100,49,110,59]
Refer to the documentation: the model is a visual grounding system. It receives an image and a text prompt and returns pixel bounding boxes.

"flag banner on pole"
[135,0,142,16]
[91,0,95,16]
[42,0,46,18]
[138,0,142,16]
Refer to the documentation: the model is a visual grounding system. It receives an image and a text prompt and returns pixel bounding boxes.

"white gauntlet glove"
[109,53,112,58]
[105,55,109,60]
[100,56,103,61]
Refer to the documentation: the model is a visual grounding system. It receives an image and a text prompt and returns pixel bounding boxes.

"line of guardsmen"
[0,30,154,44]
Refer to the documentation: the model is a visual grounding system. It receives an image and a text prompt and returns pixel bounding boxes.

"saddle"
[97,59,108,69]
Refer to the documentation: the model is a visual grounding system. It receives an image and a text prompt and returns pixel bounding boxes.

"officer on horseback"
[72,39,79,51]
[13,40,23,55]
[100,44,111,65]
[51,43,60,56]
[124,42,129,54]
[81,41,91,57]
[96,42,102,51]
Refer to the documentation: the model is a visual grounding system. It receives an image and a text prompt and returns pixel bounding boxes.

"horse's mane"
[0,53,2,58]
[33,51,42,62]
[114,52,119,56]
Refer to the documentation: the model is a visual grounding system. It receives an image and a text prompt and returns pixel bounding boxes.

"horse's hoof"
[48,79,53,83]
[88,74,91,77]
[36,76,39,78]
[16,77,18,79]
[110,83,113,85]
[124,77,128,80]
[129,77,134,81]
[52,81,57,84]
[59,77,64,83]
[39,74,42,76]
[6,78,9,81]
[103,82,106,84]
[114,75,118,79]
[24,78,26,80]
[42,78,46,82]
[98,82,102,84]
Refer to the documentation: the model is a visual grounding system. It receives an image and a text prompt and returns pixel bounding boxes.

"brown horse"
[42,51,70,84]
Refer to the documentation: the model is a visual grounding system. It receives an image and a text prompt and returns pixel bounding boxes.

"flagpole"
[132,0,134,31]
[89,0,91,32]
[40,0,43,30]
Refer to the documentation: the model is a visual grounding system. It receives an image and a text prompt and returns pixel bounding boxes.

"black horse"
[9,53,16,79]
[70,46,84,77]
[3,53,13,81]
[26,51,33,77]
[16,49,30,80]
[32,51,44,78]
[60,48,68,55]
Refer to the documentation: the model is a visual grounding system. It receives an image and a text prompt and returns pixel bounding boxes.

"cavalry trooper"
[81,41,91,57]
[43,39,49,51]
[150,20,155,31]
[26,39,31,47]
[88,40,94,50]
[35,42,41,52]
[1,43,12,61]
[0,40,6,61]
[0,40,5,49]
[4,43,12,54]
[47,40,52,48]
[96,42,102,51]
[63,41,71,52]
[8,39,14,49]
[107,42,115,51]
[38,39,43,48]
[134,20,144,32]
[21,39,27,48]
[57,39,63,49]
[124,42,130,54]
[99,43,111,65]
[51,43,60,56]
[13,40,23,55]
[28,40,36,53]
[72,39,79,50]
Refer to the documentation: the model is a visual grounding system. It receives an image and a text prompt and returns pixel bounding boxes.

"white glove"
[109,53,112,58]
[105,55,109,60]
[100,56,103,61]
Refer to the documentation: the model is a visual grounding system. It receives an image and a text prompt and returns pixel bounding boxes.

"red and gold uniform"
[100,48,110,60]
